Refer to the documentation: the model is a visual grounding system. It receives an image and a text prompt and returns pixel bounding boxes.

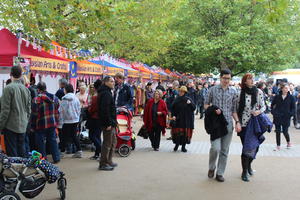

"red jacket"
[88,95,99,119]
[143,98,168,134]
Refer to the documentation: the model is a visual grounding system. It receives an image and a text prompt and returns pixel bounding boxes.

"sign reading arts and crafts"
[77,62,103,75]
[25,55,69,73]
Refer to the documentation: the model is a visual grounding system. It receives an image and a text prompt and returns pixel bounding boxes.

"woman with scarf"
[271,83,295,151]
[143,89,168,151]
[237,73,266,182]
[171,86,196,152]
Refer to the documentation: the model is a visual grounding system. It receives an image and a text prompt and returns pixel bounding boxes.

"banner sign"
[142,72,151,79]
[69,62,77,78]
[153,74,160,80]
[128,70,139,78]
[24,55,69,73]
[105,67,124,75]
[77,62,103,75]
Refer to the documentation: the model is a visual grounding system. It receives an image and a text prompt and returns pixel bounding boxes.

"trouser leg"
[216,123,233,176]
[4,129,18,157]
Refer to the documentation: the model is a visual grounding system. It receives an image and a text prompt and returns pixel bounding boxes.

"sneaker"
[89,155,99,160]
[273,146,280,151]
[72,151,83,158]
[109,162,118,168]
[98,164,114,171]
[287,143,292,149]
[60,152,65,159]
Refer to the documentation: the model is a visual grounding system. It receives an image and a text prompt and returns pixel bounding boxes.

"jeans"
[3,129,26,157]
[100,128,117,167]
[149,125,162,149]
[89,128,102,157]
[209,123,233,176]
[275,124,290,146]
[196,103,205,118]
[61,123,81,152]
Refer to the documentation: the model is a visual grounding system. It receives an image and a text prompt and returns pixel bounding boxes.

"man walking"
[0,66,31,157]
[98,76,118,171]
[204,69,241,182]
[31,82,61,163]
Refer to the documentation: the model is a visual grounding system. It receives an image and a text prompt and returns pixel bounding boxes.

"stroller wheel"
[118,144,131,157]
[57,178,67,200]
[0,192,21,200]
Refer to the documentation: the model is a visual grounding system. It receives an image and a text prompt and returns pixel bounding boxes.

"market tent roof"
[90,60,137,71]
[0,28,69,67]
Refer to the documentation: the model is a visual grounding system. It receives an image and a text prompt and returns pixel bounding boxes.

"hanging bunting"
[37,39,42,51]
[32,37,37,49]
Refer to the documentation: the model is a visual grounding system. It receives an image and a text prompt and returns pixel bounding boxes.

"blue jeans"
[35,127,60,162]
[89,128,102,156]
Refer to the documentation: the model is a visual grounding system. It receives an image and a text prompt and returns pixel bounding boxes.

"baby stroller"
[0,151,67,200]
[116,107,136,157]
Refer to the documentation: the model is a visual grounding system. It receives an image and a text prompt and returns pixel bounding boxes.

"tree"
[163,0,300,75]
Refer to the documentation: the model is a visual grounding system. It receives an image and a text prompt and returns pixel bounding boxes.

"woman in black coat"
[271,83,295,151]
[171,86,196,152]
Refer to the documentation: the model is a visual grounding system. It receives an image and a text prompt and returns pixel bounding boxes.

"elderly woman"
[171,86,196,152]
[237,73,266,182]
[143,89,168,151]
[76,85,88,108]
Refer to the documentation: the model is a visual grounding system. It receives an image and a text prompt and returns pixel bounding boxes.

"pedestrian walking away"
[143,89,168,151]
[59,84,82,158]
[204,69,241,182]
[31,82,61,163]
[0,65,31,157]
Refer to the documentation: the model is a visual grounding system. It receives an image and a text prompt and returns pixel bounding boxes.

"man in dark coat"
[114,72,133,111]
[98,76,118,171]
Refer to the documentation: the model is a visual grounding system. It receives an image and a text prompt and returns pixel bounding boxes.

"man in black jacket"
[98,76,118,171]
[114,72,133,111]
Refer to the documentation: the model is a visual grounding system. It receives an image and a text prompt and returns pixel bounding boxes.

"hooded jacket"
[58,93,81,126]
[31,92,59,130]
[98,84,117,128]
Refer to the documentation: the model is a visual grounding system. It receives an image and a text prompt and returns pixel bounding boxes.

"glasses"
[222,77,231,80]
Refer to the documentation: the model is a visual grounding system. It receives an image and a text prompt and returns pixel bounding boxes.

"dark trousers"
[4,129,26,157]
[89,128,102,156]
[149,125,162,149]
[35,127,60,162]
[100,128,117,167]
[275,124,290,146]
[61,123,81,152]
[196,103,204,118]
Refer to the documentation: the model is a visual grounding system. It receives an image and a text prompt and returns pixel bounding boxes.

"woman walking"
[171,86,196,152]
[271,83,295,151]
[143,90,168,151]
[237,73,266,182]
[87,79,102,160]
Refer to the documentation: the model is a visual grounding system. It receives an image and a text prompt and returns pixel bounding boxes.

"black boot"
[248,158,254,176]
[173,144,179,152]
[181,137,187,153]
[241,155,250,182]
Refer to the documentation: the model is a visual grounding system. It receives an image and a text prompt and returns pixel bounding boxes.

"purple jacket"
[243,113,273,158]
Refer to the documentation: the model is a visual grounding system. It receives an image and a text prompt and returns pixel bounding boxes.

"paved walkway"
[36,116,300,200]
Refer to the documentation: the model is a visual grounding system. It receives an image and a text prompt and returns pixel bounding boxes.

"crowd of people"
[0,65,299,183]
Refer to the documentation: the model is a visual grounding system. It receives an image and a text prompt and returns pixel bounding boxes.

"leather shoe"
[208,169,215,178]
[215,175,225,182]
[99,164,114,171]
[109,163,118,168]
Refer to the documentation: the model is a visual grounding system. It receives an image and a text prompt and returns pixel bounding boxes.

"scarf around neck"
[238,86,258,119]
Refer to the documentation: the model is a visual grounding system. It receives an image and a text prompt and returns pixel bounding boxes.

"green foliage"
[0,0,299,74]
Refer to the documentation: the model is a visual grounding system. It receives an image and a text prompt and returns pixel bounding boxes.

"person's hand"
[106,126,112,131]
[235,122,242,133]
[187,100,191,104]
[157,112,162,116]
[251,110,261,116]
[172,116,176,121]
[215,109,221,115]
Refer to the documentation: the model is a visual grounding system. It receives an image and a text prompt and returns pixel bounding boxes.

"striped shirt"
[204,85,238,124]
